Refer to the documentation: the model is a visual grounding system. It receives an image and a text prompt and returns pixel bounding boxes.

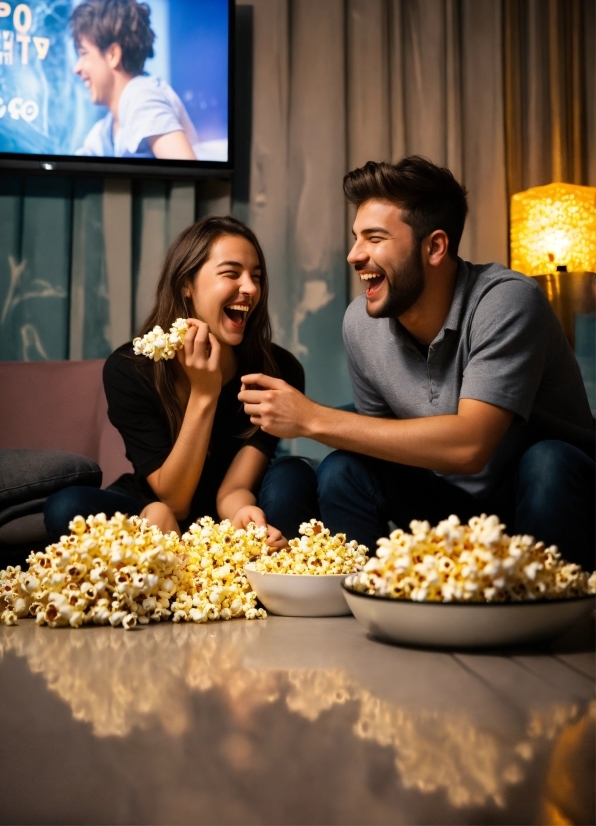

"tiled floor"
[0,614,594,824]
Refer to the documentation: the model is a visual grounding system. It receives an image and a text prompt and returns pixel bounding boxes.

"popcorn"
[0,512,279,628]
[250,519,368,575]
[132,317,189,361]
[171,516,269,622]
[345,514,596,602]
[1,513,183,629]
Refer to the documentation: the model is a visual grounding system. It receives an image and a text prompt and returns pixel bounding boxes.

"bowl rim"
[341,580,595,606]
[244,563,351,578]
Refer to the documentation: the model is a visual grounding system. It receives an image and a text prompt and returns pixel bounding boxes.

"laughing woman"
[44,216,318,545]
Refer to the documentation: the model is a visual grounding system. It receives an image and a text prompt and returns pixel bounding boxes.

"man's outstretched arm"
[239,374,514,476]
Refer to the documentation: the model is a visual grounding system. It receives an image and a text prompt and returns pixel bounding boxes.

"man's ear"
[105,42,123,70]
[426,230,449,266]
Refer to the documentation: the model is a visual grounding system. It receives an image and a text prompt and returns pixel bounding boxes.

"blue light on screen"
[0,0,229,160]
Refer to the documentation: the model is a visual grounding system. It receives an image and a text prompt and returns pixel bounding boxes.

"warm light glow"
[510,183,596,276]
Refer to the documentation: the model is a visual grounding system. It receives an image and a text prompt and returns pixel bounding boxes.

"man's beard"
[366,243,425,319]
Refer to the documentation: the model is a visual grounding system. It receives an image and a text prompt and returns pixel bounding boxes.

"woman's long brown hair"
[136,215,278,440]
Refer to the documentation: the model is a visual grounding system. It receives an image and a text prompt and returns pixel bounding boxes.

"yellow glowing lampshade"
[510,182,596,275]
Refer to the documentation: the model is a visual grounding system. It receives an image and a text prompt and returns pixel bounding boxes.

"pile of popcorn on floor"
[345,514,596,602]
[0,513,270,629]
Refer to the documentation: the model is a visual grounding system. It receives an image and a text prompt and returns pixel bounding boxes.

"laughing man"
[239,157,595,567]
[72,0,199,160]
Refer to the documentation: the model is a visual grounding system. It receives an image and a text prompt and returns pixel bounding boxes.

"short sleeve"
[103,350,173,477]
[460,279,554,420]
[343,316,394,417]
[121,84,184,154]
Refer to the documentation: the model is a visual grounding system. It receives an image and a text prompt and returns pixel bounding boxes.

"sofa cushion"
[0,512,47,545]
[0,449,102,528]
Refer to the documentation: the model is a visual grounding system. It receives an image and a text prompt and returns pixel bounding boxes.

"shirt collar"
[442,258,471,333]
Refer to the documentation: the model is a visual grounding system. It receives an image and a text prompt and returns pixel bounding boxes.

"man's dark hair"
[343,157,469,259]
[71,0,155,76]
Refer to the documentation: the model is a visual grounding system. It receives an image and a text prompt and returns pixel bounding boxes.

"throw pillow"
[0,449,102,528]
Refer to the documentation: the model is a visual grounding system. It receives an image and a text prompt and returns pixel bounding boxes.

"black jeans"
[316,440,595,569]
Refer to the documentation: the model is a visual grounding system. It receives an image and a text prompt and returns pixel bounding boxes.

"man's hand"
[240,375,514,475]
[239,374,315,439]
[231,505,288,549]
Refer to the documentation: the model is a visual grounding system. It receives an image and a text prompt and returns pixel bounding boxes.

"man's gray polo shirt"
[343,259,594,498]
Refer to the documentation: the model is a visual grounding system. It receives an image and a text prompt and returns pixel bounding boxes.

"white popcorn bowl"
[341,581,595,648]
[244,564,352,617]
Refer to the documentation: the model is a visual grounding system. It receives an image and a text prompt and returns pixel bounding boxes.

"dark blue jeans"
[317,440,595,569]
[44,456,319,544]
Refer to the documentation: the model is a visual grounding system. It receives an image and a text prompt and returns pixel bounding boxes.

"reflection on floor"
[0,615,594,825]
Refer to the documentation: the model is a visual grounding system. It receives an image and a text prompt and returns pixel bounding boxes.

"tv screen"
[0,0,232,176]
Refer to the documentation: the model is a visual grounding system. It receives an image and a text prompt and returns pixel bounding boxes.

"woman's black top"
[103,342,304,520]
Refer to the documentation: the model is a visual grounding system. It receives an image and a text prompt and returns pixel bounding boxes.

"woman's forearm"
[216,446,270,524]
[147,392,217,519]
[217,487,257,522]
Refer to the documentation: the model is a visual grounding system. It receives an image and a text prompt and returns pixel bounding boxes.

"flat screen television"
[0,0,233,177]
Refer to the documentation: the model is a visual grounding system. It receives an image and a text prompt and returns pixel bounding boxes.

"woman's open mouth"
[223,303,250,328]
[359,271,386,298]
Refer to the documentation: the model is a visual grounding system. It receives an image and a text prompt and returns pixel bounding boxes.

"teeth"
[227,304,249,312]
[359,273,383,281]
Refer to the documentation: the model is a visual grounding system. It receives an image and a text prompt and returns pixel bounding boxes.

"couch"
[0,360,133,564]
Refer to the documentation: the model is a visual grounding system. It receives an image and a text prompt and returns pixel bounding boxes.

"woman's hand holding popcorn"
[231,505,288,549]
[132,316,222,401]
[239,374,315,439]
[177,318,222,399]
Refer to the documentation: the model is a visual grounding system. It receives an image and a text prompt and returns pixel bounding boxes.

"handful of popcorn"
[345,514,596,602]
[0,512,270,628]
[133,318,188,361]
[249,519,368,575]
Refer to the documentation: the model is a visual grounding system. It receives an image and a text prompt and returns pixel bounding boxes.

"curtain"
[0,176,196,361]
[1,0,594,435]
[503,0,596,200]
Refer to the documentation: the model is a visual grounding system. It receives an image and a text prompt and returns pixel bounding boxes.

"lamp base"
[531,271,595,350]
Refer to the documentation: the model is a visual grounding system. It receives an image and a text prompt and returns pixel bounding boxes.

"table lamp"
[509,183,596,414]
[509,183,596,358]
[510,182,596,276]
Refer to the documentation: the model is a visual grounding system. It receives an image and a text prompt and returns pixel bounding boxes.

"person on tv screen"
[71,0,200,160]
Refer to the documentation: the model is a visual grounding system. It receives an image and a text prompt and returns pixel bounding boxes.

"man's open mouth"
[359,272,385,295]
[223,304,250,327]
